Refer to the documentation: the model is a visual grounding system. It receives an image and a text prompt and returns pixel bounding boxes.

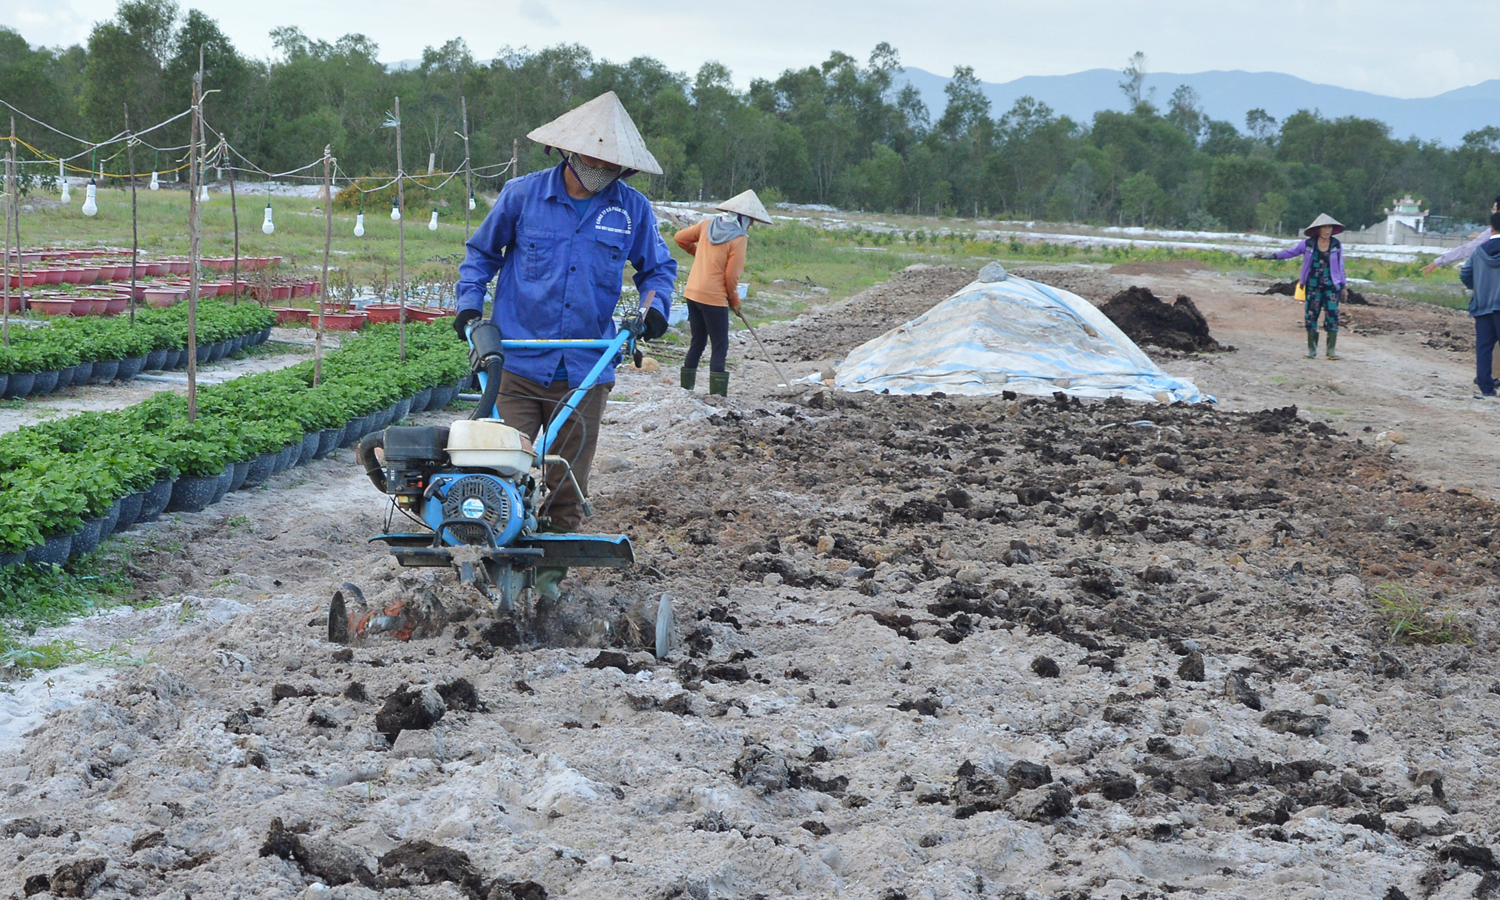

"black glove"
[453,308,481,341]
[643,307,668,341]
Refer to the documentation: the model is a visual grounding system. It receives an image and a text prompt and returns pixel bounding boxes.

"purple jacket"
[1432,228,1493,269]
[1273,238,1345,289]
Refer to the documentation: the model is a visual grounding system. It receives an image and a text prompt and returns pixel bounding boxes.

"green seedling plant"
[1373,583,1469,645]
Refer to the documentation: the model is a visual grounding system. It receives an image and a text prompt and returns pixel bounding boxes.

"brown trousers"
[494,371,609,532]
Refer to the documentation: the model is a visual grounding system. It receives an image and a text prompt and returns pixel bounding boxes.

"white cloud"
[518,0,559,27]
[2,0,1497,99]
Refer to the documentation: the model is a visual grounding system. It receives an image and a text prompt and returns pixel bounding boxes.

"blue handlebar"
[471,324,640,465]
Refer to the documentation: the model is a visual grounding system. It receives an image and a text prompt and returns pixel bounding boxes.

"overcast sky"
[4,0,1496,99]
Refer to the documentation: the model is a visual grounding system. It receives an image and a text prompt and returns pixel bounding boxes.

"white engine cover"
[447,419,535,478]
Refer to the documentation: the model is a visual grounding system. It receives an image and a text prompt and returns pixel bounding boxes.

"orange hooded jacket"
[673,218,746,307]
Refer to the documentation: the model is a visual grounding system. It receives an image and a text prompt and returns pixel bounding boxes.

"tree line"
[4,0,1500,233]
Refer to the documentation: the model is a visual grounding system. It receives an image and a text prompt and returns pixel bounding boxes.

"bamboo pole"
[3,146,11,348]
[187,65,202,422]
[228,149,239,304]
[462,96,473,244]
[125,104,138,325]
[395,96,406,362]
[10,118,21,315]
[317,145,331,387]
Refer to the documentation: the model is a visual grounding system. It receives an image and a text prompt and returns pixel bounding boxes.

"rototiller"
[338,308,672,655]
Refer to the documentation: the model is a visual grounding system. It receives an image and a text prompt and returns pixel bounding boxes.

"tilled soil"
[4,267,1500,900]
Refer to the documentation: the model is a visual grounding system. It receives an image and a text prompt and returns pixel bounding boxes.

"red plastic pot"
[30,298,75,316]
[273,307,310,325]
[321,312,367,331]
[143,289,183,307]
[364,304,404,323]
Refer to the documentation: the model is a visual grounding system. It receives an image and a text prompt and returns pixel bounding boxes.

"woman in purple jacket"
[1263,213,1348,360]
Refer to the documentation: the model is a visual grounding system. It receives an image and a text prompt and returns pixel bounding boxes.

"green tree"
[1120,171,1164,225]
[1119,52,1147,106]
[81,0,180,138]
[1255,190,1290,233]
[1166,85,1204,142]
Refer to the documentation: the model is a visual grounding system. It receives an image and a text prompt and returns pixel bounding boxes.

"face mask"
[566,153,620,194]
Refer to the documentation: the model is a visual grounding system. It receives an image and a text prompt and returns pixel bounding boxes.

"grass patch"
[1372,583,1469,645]
[22,188,1473,322]
[0,638,143,672]
[0,540,141,674]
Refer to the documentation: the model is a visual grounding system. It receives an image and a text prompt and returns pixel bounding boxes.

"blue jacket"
[456,163,677,387]
[1460,236,1500,317]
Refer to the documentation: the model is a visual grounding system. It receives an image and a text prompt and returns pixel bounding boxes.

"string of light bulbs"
[3,98,519,228]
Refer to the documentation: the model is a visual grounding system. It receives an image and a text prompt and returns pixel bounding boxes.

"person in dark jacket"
[1459,210,1500,398]
[1264,213,1348,360]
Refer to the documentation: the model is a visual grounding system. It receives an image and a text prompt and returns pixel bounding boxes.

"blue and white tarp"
[834,266,1211,404]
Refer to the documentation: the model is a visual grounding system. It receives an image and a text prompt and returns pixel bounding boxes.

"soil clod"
[1259,710,1329,737]
[374,685,445,743]
[1225,673,1263,710]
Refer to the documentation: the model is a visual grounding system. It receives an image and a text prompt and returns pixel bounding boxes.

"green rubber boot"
[1325,332,1340,360]
[533,566,569,601]
[709,371,729,397]
[680,367,697,390]
[1305,331,1318,359]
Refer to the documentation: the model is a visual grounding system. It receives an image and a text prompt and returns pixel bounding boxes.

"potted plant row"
[0,322,471,569]
[0,300,277,400]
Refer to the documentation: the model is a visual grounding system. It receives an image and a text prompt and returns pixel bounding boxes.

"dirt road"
[3,266,1498,900]
[1041,261,1498,500]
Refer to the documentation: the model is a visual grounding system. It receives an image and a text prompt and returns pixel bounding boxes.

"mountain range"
[897,67,1500,146]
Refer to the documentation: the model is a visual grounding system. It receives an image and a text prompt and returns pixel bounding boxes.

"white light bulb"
[199,184,210,202]
[59,159,69,202]
[354,213,365,237]
[81,180,98,217]
[262,205,275,235]
[468,194,476,211]
[149,171,159,191]
[428,210,438,231]
[60,181,71,204]
[391,205,402,222]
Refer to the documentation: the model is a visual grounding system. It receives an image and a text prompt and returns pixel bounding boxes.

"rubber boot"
[709,371,729,397]
[680,367,696,391]
[1325,332,1340,360]
[534,566,568,601]
[1305,331,1318,359]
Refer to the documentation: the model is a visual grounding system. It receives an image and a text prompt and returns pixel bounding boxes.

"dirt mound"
[1264,281,1369,305]
[1099,285,1230,352]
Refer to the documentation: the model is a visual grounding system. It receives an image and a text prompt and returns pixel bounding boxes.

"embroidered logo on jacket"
[594,206,634,236]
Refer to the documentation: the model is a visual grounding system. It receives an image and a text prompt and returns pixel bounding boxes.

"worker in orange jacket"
[672,190,772,395]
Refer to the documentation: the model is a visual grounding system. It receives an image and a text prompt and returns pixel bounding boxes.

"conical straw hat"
[715,189,773,224]
[527,91,662,175]
[1303,213,1344,236]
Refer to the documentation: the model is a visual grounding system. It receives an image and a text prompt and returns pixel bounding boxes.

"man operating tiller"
[453,92,678,600]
